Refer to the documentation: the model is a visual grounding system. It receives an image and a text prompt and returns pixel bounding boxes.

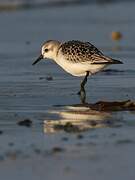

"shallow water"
[0,2,135,180]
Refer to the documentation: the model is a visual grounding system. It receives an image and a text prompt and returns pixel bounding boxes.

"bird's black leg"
[78,71,89,103]
[78,71,89,94]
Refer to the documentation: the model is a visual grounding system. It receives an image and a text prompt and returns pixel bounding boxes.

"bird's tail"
[111,59,123,64]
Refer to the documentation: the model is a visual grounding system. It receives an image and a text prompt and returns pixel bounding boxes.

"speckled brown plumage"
[59,40,120,64]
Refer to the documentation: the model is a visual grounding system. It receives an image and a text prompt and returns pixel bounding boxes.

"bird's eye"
[45,49,49,52]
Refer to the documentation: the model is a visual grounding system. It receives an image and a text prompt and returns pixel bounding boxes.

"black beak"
[32,54,43,65]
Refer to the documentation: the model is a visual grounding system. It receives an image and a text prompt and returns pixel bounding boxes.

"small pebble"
[51,147,65,154]
[105,119,113,125]
[46,76,53,81]
[77,134,84,139]
[39,77,44,80]
[17,119,32,127]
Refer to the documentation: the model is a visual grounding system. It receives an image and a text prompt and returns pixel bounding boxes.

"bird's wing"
[59,40,122,64]
[85,42,103,56]
[59,40,107,63]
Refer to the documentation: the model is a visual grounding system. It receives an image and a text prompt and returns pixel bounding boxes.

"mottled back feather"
[59,40,120,64]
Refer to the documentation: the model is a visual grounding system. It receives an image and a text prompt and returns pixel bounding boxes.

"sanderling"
[32,40,123,102]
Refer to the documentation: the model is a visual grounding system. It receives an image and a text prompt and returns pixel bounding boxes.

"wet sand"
[0,2,135,180]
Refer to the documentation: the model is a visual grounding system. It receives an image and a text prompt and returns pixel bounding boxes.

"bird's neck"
[53,42,62,61]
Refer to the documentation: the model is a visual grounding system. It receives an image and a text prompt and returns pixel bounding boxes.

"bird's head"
[32,40,61,65]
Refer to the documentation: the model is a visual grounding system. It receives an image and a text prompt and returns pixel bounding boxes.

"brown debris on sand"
[83,100,135,111]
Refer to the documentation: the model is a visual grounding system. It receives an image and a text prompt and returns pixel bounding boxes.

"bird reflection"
[43,100,134,133]
[44,106,113,133]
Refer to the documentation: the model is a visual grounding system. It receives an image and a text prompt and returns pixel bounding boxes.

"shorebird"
[32,40,123,102]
